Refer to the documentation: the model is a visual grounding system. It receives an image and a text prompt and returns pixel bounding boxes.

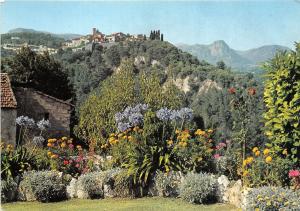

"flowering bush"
[245,186,300,211]
[103,104,217,187]
[289,169,300,190]
[47,137,93,177]
[242,147,294,187]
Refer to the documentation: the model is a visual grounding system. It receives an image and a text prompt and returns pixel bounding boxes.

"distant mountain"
[177,41,290,72]
[7,28,82,40]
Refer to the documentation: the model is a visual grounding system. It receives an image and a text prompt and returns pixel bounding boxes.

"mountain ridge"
[7,28,82,40]
[177,40,290,72]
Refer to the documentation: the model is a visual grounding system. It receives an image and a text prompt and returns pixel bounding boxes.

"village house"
[0,73,17,145]
[0,73,74,145]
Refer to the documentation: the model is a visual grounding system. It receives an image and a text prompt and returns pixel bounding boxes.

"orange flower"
[47,143,53,147]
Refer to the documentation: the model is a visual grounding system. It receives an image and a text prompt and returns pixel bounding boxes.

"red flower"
[63,160,69,165]
[248,87,256,96]
[228,87,236,94]
[289,170,300,178]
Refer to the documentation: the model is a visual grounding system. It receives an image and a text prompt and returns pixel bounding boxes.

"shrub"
[112,169,139,198]
[154,170,183,197]
[19,171,66,202]
[77,172,104,199]
[1,180,18,203]
[179,172,217,204]
[263,43,300,165]
[245,186,300,211]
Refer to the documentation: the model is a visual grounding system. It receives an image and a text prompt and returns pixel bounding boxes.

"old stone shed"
[14,87,74,138]
[0,73,18,145]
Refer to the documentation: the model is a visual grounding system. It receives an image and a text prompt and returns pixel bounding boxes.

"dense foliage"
[2,47,72,100]
[263,42,300,165]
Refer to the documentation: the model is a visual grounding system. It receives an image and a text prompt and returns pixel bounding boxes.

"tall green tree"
[263,43,300,164]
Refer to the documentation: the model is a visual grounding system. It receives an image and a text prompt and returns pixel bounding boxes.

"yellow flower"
[263,149,270,155]
[243,170,249,177]
[67,139,73,144]
[182,142,187,147]
[175,129,180,134]
[195,129,206,136]
[167,140,173,145]
[61,142,66,148]
[282,149,288,155]
[50,154,58,159]
[109,133,115,137]
[255,151,260,157]
[47,151,52,156]
[243,160,247,166]
[255,208,260,211]
[246,157,254,164]
[133,126,139,132]
[265,156,272,163]
[117,133,123,138]
[208,129,213,133]
[62,137,68,141]
[128,136,133,141]
[252,147,259,153]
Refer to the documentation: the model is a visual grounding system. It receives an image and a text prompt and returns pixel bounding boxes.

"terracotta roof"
[0,73,17,108]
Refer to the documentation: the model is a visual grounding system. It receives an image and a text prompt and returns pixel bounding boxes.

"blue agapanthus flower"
[178,107,193,121]
[128,112,144,126]
[16,116,35,128]
[156,108,172,121]
[37,119,51,131]
[117,122,131,132]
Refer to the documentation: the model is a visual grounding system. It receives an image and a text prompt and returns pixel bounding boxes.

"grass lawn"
[1,197,238,211]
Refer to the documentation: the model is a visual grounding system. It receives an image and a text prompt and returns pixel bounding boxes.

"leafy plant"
[154,170,183,197]
[1,143,35,182]
[179,172,217,204]
[263,42,300,165]
[19,171,66,202]
[77,172,104,199]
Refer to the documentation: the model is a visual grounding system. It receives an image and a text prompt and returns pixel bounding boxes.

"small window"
[44,113,49,120]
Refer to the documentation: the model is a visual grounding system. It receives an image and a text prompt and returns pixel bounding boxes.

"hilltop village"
[2,28,164,55]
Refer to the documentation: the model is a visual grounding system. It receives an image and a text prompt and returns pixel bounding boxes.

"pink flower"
[69,144,74,149]
[289,170,300,178]
[75,164,80,168]
[214,154,221,159]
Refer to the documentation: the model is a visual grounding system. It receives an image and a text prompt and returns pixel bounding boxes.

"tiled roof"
[0,73,17,108]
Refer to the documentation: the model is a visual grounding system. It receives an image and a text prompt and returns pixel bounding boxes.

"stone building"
[0,73,17,145]
[14,87,73,138]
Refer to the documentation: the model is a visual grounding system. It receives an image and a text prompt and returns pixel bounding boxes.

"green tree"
[263,43,300,165]
[3,47,72,100]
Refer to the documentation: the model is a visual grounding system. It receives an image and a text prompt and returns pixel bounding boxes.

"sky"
[1,0,300,50]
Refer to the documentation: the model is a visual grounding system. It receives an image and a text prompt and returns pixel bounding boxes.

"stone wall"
[1,108,17,145]
[14,88,73,138]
